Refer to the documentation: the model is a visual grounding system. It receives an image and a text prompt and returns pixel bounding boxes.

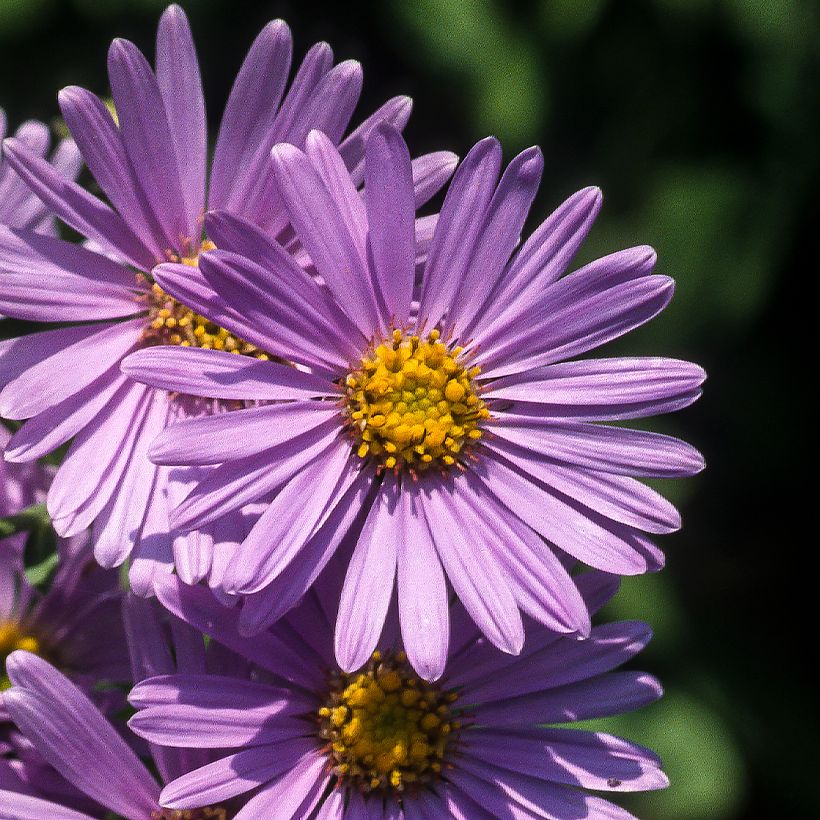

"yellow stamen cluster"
[1,621,43,690]
[344,329,488,471]
[151,809,227,820]
[140,240,268,359]
[318,650,461,793]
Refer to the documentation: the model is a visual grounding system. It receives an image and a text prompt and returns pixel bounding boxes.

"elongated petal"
[335,477,399,671]
[4,654,160,819]
[366,124,416,326]
[411,151,458,207]
[0,791,94,820]
[122,346,338,400]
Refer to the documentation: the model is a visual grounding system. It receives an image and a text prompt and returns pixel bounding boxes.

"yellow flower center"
[319,650,461,793]
[139,240,268,358]
[344,329,488,472]
[151,809,228,820]
[1,620,43,690]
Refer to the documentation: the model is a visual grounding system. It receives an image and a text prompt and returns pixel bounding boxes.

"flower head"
[127,572,667,819]
[0,5,445,595]
[125,125,705,677]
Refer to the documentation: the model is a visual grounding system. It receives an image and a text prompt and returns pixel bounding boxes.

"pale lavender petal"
[417,137,502,330]
[0,225,141,320]
[455,146,544,334]
[396,488,450,681]
[233,750,329,820]
[0,318,143,420]
[296,60,363,145]
[465,727,669,792]
[159,738,316,809]
[365,124,416,326]
[107,38,188,252]
[424,485,524,654]
[411,151,458,207]
[335,477,399,671]
[155,4,206,239]
[488,417,705,478]
[271,142,381,335]
[1,137,152,269]
[4,654,160,819]
[57,86,162,257]
[208,20,292,212]
[148,401,340,466]
[121,346,338,401]
[479,186,602,331]
[227,443,356,594]
[0,791,94,820]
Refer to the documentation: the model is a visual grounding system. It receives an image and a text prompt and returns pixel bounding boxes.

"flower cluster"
[0,4,703,818]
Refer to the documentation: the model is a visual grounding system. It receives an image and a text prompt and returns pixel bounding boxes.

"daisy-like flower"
[0,5,452,595]
[0,595,256,819]
[0,109,81,236]
[124,570,667,819]
[123,124,705,678]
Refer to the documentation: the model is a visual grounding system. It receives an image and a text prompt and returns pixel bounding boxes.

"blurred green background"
[1,0,815,817]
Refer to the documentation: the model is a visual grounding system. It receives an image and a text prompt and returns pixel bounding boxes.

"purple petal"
[159,738,316,809]
[121,346,338,401]
[0,318,143,420]
[423,485,524,655]
[228,443,356,594]
[155,4,206,239]
[149,401,339,466]
[396,488,450,681]
[475,670,663,726]
[208,20,292,212]
[417,137,502,330]
[4,653,160,818]
[411,151,458,208]
[107,38,188,253]
[58,86,162,258]
[335,477,399,671]
[1,137,152,269]
[365,124,416,327]
[271,142,381,334]
[0,791,94,820]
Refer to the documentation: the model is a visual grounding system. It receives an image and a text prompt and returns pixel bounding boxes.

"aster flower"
[0,4,453,595]
[123,124,705,678]
[0,110,81,236]
[123,570,667,819]
[0,595,256,819]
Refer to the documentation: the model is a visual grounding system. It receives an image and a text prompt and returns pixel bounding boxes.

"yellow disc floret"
[1,620,43,690]
[344,329,488,471]
[151,809,228,820]
[139,240,268,359]
[318,650,461,793]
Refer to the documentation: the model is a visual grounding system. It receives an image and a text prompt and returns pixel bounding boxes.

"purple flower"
[0,594,255,819]
[125,571,667,819]
[0,110,81,236]
[124,125,705,678]
[0,5,448,596]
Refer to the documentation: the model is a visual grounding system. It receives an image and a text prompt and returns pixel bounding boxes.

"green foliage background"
[1,1,815,817]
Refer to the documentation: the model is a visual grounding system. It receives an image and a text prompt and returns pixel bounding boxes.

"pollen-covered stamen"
[319,650,461,793]
[139,240,268,358]
[151,808,228,820]
[344,329,488,471]
[1,621,44,690]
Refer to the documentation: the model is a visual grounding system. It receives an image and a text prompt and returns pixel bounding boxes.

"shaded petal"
[271,142,381,334]
[365,124,416,326]
[411,151,458,208]
[1,137,152,269]
[122,346,338,401]
[424,485,524,655]
[0,791,94,820]
[396,488,450,681]
[107,38,188,252]
[335,476,399,671]
[4,654,160,819]
[155,4,206,239]
[417,137,502,330]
